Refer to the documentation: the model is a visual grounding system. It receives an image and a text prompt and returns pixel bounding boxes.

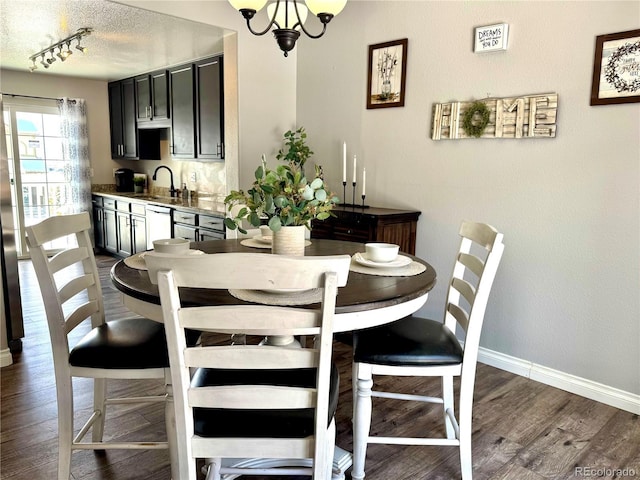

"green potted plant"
[224,127,339,254]
[133,176,145,193]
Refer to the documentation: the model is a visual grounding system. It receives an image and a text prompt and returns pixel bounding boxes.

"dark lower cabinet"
[311,206,421,255]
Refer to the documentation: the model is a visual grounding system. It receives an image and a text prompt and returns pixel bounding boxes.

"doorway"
[3,100,76,258]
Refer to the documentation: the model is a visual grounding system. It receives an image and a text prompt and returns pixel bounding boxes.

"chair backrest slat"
[184,345,320,370]
[58,273,96,305]
[180,305,322,335]
[64,300,101,335]
[189,385,317,409]
[49,246,91,275]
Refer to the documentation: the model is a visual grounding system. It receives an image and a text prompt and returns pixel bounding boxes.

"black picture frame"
[590,29,640,106]
[366,38,408,109]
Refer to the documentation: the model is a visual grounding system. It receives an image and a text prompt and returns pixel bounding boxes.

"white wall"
[297,1,640,396]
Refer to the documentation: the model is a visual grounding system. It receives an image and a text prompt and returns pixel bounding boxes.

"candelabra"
[340,181,369,209]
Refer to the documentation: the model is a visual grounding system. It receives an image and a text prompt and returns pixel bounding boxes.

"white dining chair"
[351,221,505,480]
[145,252,351,479]
[25,212,173,480]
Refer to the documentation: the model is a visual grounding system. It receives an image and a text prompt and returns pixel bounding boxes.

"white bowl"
[365,243,400,263]
[153,238,190,254]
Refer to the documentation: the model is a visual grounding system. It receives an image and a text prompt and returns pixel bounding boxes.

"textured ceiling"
[0,0,229,81]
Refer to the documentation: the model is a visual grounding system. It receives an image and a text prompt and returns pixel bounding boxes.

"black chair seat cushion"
[69,318,169,369]
[191,364,340,438]
[353,316,463,367]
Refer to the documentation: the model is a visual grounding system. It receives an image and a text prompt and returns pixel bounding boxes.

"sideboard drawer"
[311,206,421,255]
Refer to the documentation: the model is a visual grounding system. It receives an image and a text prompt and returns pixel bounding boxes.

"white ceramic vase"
[271,225,306,256]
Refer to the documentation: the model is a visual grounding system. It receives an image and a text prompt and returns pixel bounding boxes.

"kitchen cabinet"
[135,69,169,127]
[169,55,224,160]
[92,196,105,250]
[169,63,196,158]
[197,213,225,240]
[173,209,197,240]
[173,209,225,241]
[97,196,118,254]
[311,206,421,255]
[130,203,147,254]
[195,56,224,160]
[108,79,138,159]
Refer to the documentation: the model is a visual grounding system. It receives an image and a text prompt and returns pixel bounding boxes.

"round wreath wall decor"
[462,101,490,138]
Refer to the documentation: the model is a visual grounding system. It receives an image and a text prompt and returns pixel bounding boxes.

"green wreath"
[462,101,490,138]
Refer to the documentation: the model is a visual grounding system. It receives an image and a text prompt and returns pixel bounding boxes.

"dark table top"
[110,239,437,318]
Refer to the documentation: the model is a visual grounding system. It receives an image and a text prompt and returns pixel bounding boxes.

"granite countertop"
[92,191,228,217]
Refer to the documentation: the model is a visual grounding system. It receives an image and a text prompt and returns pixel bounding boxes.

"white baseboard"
[477,347,640,415]
[0,348,13,368]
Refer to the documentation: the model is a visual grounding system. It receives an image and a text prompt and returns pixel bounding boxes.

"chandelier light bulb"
[304,0,346,16]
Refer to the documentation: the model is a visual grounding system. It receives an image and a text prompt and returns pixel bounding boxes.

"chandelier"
[228,0,347,57]
[28,27,92,72]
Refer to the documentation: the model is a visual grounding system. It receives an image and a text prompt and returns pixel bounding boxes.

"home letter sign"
[474,23,509,53]
[431,93,558,140]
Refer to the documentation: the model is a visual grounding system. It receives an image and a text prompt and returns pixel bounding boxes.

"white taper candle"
[342,142,346,182]
[353,155,357,183]
[362,168,366,196]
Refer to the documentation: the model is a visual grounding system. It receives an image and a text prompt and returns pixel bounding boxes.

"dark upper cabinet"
[135,70,169,127]
[169,63,196,158]
[195,56,224,160]
[107,55,223,161]
[108,79,138,159]
[109,79,138,158]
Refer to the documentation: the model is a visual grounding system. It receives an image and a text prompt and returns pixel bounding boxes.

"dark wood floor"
[2,255,639,479]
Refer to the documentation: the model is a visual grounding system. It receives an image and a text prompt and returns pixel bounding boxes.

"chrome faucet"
[152,166,176,197]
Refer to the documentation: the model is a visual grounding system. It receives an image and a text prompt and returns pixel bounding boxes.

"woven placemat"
[229,288,322,305]
[349,255,426,277]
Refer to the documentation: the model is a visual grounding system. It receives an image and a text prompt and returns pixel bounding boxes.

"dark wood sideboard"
[311,206,421,255]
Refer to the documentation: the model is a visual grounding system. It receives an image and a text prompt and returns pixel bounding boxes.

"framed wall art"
[366,38,408,109]
[590,29,640,105]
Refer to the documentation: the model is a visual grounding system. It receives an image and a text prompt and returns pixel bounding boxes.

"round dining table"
[110,238,437,332]
[109,238,437,480]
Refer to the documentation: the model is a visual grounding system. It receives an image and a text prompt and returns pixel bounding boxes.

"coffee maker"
[114,168,134,192]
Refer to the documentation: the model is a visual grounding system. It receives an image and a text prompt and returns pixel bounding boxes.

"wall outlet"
[113,168,117,178]
[190,172,197,182]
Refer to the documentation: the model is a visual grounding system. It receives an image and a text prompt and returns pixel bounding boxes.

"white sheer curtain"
[58,97,91,213]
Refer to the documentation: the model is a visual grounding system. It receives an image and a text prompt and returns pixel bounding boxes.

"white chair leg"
[205,458,222,480]
[442,375,455,439]
[57,377,73,480]
[351,363,373,480]
[91,377,107,442]
[459,378,474,480]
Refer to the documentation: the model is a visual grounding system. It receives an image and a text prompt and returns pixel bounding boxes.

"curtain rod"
[0,93,61,101]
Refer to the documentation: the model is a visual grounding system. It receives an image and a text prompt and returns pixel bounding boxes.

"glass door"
[3,101,75,257]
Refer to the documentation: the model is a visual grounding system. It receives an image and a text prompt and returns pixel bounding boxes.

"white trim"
[0,348,13,367]
[477,346,640,415]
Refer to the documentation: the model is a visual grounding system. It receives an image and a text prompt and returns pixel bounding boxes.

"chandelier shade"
[229,0,346,56]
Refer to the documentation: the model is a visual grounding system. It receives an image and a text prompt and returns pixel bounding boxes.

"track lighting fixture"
[228,0,347,57]
[75,39,88,54]
[28,27,92,72]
